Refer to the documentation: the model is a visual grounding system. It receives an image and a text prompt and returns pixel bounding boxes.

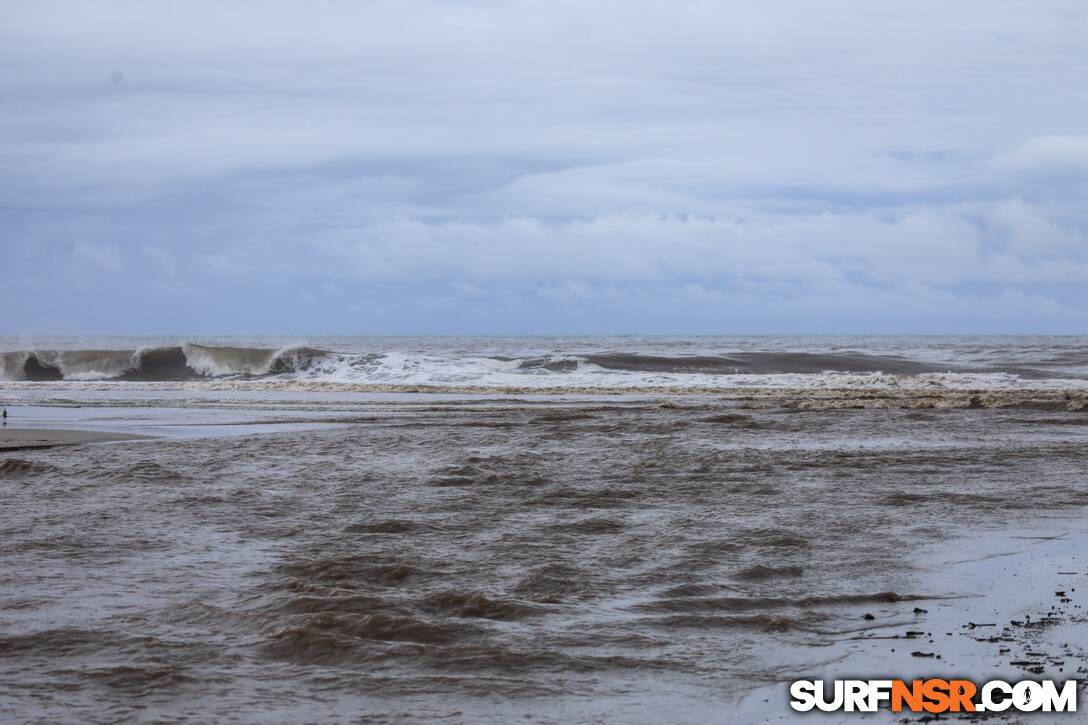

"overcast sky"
[3,1,1087,335]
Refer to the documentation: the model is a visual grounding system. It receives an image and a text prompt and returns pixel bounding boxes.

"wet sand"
[735,529,1088,722]
[0,427,153,451]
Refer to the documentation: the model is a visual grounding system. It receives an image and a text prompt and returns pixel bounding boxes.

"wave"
[0,344,330,381]
[582,351,1064,379]
[1,344,1083,389]
[0,458,59,478]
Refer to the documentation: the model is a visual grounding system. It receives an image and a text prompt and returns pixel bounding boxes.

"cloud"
[1,1,1087,333]
[1003,136,1088,172]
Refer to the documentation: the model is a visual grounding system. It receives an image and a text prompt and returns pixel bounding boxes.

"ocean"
[2,336,1087,722]
[4,335,1088,390]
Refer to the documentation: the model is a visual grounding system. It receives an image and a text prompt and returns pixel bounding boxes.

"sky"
[2,0,1088,335]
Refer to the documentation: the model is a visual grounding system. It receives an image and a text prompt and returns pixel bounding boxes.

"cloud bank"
[3,0,1087,334]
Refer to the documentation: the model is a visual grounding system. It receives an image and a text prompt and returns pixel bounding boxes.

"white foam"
[266,355,1088,391]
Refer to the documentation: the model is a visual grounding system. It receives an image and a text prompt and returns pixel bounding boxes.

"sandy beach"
[0,427,153,451]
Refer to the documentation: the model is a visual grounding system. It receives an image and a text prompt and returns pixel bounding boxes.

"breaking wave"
[0,344,330,382]
[2,342,1086,390]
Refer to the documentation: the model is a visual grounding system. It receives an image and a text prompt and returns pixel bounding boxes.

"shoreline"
[0,427,154,451]
[733,527,1088,722]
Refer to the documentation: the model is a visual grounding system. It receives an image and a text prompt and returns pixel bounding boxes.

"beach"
[735,529,1088,723]
[0,428,153,452]
[2,343,1087,723]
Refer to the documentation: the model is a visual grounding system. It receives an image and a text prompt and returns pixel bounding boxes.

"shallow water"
[2,394,1087,722]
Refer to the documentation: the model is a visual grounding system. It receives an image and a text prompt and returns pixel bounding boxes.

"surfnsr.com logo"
[790,679,1078,714]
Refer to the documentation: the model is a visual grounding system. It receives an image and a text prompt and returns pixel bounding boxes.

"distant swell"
[582,352,1062,379]
[1,344,331,382]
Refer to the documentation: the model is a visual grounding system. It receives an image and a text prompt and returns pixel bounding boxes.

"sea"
[3,335,1088,390]
[2,336,1087,723]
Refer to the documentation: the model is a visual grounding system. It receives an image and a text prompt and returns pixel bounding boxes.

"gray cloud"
[2,0,1087,333]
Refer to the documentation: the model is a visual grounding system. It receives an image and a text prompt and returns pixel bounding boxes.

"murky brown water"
[2,398,1087,722]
